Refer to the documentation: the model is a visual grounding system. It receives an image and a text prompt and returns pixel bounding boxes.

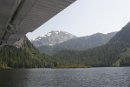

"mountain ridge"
[31,30,76,47]
[52,22,130,67]
[37,31,117,54]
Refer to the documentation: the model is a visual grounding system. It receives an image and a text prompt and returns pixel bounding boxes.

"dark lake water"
[0,67,130,87]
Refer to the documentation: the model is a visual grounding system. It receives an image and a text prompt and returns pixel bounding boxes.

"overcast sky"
[27,0,130,40]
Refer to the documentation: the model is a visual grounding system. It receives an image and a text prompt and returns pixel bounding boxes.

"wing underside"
[0,0,76,45]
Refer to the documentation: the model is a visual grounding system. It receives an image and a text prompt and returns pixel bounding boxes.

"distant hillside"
[52,22,130,67]
[38,32,117,54]
[53,32,117,50]
[31,31,76,47]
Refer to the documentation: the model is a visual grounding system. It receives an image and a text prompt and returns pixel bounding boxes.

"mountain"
[52,22,130,67]
[31,31,76,47]
[38,32,117,54]
[53,32,117,50]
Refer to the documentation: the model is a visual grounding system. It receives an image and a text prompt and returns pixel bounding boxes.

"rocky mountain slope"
[31,31,76,47]
[53,32,117,50]
[38,32,117,54]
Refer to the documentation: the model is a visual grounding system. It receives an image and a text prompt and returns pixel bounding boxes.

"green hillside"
[52,22,130,67]
[0,37,53,69]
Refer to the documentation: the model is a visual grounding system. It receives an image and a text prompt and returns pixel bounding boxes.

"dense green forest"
[52,42,130,67]
[52,22,130,67]
[0,37,55,69]
[0,40,130,69]
[51,22,130,67]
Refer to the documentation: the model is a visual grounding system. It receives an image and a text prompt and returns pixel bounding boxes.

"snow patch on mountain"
[31,31,76,47]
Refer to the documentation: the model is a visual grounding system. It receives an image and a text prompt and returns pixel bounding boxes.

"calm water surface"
[0,67,130,87]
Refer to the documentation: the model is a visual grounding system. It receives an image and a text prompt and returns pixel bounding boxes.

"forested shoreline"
[1,22,130,69]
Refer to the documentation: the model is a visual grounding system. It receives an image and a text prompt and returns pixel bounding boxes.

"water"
[0,67,130,87]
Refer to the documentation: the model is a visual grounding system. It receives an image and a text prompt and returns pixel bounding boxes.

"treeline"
[0,37,55,69]
[1,40,130,69]
[52,42,130,67]
[1,29,130,68]
[50,22,130,67]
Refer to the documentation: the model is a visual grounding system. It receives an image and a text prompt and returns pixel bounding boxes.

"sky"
[26,0,130,40]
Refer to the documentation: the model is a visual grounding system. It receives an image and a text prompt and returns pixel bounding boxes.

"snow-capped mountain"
[38,32,117,54]
[31,31,76,47]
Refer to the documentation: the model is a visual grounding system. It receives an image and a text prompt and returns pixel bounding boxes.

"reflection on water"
[0,67,130,87]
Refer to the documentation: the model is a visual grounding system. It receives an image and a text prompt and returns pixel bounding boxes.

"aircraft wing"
[0,0,76,45]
